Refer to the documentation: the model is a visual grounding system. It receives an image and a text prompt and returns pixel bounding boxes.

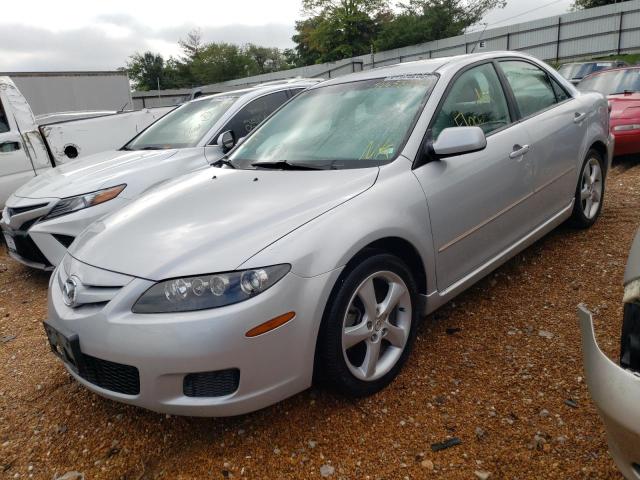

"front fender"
[239,159,436,289]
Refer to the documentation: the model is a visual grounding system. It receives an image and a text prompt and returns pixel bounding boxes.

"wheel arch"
[589,140,609,175]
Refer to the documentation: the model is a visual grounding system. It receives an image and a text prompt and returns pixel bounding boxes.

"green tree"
[572,0,629,9]
[376,0,505,51]
[293,0,391,64]
[126,52,174,90]
[245,44,292,74]
[190,42,255,84]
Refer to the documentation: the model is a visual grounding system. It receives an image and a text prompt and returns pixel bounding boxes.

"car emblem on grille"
[62,276,79,307]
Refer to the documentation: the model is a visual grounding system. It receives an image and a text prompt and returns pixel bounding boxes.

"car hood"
[12,149,180,199]
[70,167,379,280]
[608,93,640,119]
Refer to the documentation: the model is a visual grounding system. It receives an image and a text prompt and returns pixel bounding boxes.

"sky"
[0,0,573,72]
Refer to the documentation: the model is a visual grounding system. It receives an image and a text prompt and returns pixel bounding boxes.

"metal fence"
[222,0,640,87]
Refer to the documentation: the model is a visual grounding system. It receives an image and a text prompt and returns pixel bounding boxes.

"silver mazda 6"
[44,51,612,416]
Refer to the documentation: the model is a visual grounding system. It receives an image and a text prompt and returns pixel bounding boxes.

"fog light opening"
[245,312,296,337]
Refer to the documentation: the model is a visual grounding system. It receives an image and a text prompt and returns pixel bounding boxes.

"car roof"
[312,51,545,88]
[188,80,321,105]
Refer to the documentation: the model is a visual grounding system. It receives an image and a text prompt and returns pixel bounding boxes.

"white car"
[1,80,318,269]
[44,52,611,416]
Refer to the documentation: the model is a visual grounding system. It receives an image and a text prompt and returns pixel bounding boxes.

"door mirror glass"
[217,130,235,153]
[431,127,486,157]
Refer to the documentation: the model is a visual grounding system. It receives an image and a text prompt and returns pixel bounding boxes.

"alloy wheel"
[341,271,412,382]
[580,157,603,220]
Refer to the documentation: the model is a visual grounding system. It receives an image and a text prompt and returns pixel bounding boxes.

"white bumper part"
[579,305,640,479]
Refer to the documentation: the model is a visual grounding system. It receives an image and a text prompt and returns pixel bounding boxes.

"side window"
[500,61,557,118]
[432,63,511,140]
[0,98,9,134]
[288,88,306,98]
[221,91,288,140]
[550,77,570,102]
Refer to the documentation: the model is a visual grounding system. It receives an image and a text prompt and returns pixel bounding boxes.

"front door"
[413,62,534,291]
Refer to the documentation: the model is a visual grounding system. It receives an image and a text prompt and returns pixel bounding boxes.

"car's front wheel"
[316,253,419,397]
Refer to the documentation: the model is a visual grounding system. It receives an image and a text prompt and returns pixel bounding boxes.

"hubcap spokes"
[581,158,602,219]
[342,271,412,381]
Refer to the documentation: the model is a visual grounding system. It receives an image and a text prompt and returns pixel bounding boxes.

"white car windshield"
[125,96,238,150]
[229,75,437,170]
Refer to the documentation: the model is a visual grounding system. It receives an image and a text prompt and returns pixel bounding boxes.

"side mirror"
[431,126,486,158]
[216,130,235,153]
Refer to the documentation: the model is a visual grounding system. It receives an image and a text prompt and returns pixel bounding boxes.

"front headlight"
[132,264,291,313]
[44,184,126,220]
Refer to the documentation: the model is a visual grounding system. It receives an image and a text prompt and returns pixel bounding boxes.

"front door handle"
[574,112,587,123]
[0,141,21,153]
[509,144,530,159]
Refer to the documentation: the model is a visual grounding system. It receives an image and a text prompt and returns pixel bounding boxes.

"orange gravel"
[1,158,638,480]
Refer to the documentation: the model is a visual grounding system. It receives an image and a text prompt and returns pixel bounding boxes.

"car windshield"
[578,68,640,95]
[125,96,238,150]
[228,75,437,169]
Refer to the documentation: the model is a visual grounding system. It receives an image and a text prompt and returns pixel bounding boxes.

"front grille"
[12,234,51,267]
[77,353,140,395]
[7,203,48,217]
[183,369,239,397]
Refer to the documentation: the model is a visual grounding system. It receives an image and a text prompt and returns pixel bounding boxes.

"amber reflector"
[245,312,296,337]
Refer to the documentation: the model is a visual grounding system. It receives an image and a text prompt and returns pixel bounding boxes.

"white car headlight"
[44,184,126,220]
[132,264,291,313]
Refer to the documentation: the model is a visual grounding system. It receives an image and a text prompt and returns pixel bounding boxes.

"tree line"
[127,0,627,91]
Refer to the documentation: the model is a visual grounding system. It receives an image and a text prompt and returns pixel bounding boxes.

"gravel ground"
[1,158,639,480]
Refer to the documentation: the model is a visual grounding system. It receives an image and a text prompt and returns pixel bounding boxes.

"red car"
[578,66,640,156]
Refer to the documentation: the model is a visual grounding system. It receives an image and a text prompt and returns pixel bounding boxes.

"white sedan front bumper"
[579,305,640,479]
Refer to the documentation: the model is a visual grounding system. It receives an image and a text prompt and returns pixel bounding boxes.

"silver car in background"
[45,51,611,416]
[580,229,640,479]
[1,80,317,270]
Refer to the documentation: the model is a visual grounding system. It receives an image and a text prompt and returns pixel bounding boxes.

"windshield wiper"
[251,160,326,171]
[211,158,236,169]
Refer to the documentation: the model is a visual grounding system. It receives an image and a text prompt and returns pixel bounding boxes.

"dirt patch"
[2,159,638,479]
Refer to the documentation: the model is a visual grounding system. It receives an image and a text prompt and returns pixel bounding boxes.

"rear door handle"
[574,112,587,123]
[509,144,530,159]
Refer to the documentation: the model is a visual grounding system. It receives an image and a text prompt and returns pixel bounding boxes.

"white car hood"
[12,149,180,200]
[70,167,379,280]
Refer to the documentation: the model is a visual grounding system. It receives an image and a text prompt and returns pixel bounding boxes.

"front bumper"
[46,255,341,416]
[578,305,640,479]
[2,195,128,269]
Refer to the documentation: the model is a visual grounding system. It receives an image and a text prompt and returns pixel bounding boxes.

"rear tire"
[569,149,605,229]
[316,253,419,397]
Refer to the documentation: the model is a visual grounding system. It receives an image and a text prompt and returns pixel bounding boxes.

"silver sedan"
[44,51,612,416]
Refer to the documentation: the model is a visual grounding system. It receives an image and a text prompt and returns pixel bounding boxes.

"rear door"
[413,61,535,291]
[498,60,582,225]
[0,93,35,208]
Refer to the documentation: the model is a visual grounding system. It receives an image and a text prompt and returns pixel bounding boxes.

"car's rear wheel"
[569,149,605,229]
[316,253,419,397]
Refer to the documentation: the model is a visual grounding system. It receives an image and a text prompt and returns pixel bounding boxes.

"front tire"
[316,253,419,397]
[569,149,605,229]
